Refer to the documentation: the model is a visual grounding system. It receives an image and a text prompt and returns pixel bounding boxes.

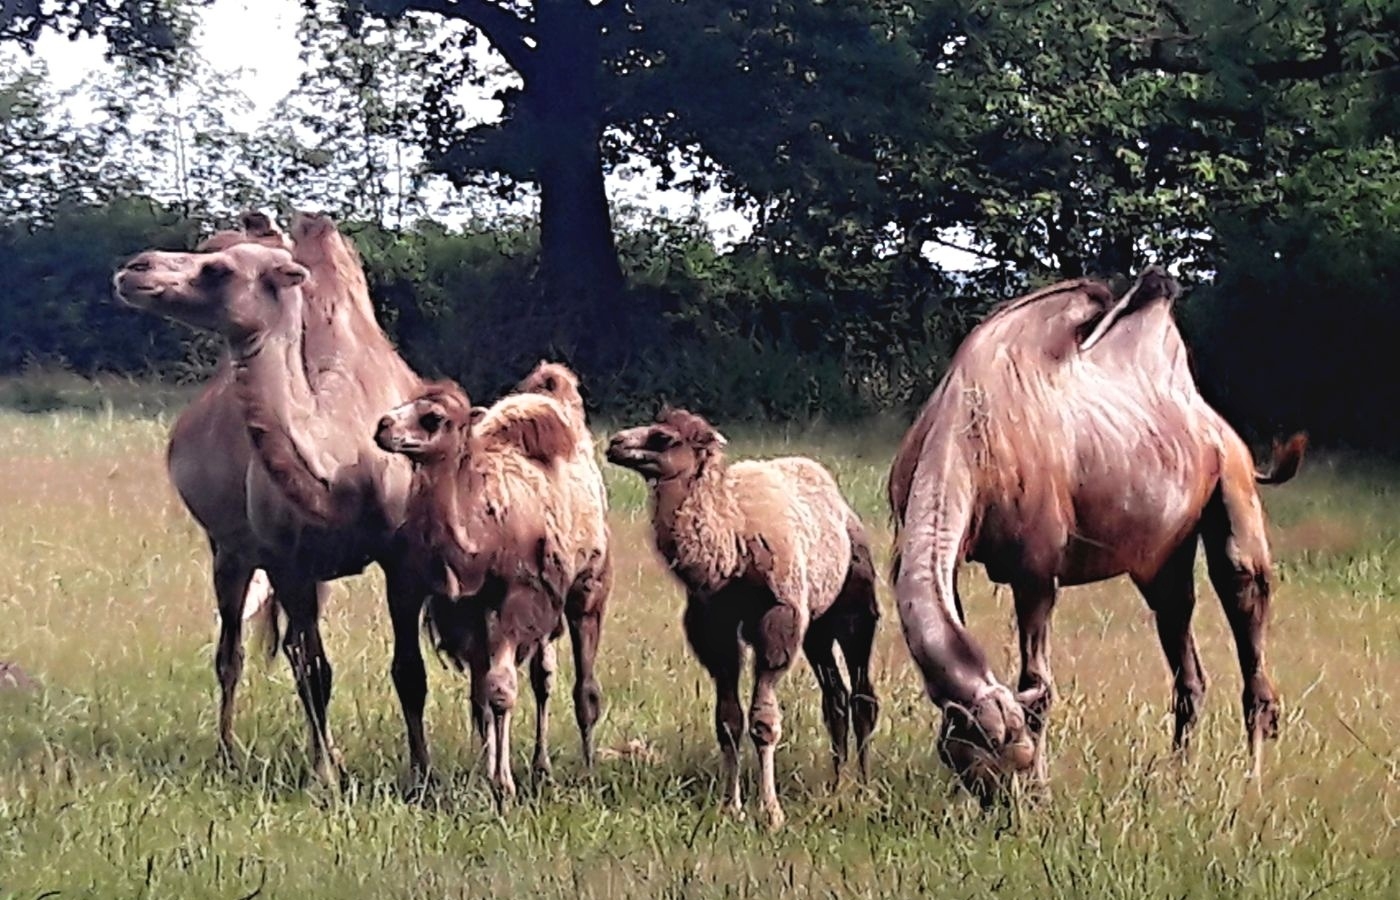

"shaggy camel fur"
[115,214,420,786]
[607,408,880,829]
[515,360,610,527]
[375,380,612,802]
[888,267,1305,800]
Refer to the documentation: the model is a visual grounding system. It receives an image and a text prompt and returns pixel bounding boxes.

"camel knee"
[485,666,518,715]
[715,695,745,748]
[756,604,802,671]
[1243,678,1281,740]
[749,700,782,748]
[391,654,427,711]
[573,676,601,728]
[215,643,245,684]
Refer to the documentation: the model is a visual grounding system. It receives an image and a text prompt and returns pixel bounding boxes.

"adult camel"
[115,213,421,786]
[888,267,1304,800]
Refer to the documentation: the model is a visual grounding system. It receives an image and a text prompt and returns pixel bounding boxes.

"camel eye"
[196,260,234,286]
[419,411,445,433]
[644,431,675,452]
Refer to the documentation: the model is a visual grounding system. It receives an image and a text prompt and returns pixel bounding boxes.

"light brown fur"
[115,212,421,787]
[887,267,1305,802]
[376,379,612,803]
[607,408,880,829]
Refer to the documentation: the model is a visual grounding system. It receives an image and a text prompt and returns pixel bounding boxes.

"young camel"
[375,380,612,803]
[606,408,880,829]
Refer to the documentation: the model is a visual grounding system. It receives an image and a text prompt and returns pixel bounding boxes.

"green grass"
[1,395,1396,898]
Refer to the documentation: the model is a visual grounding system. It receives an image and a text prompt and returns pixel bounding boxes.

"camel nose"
[122,252,158,273]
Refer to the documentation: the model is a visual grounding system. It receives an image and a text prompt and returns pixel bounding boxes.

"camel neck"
[649,461,734,578]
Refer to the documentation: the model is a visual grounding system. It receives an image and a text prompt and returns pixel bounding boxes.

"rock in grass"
[0,661,38,692]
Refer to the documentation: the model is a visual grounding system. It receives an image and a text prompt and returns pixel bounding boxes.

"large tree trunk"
[531,0,624,368]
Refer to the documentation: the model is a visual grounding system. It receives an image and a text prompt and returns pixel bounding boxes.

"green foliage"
[0,198,204,375]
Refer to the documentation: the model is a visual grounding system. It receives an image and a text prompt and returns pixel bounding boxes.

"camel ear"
[270,262,309,289]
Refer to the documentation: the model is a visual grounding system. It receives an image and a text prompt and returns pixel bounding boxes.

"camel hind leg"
[529,641,557,779]
[1011,578,1057,785]
[565,551,611,769]
[1201,470,1281,780]
[802,616,850,788]
[1133,537,1208,753]
[833,520,880,781]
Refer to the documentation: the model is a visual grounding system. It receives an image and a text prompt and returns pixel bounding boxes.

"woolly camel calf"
[115,214,420,785]
[888,267,1305,801]
[607,408,880,829]
[375,379,612,802]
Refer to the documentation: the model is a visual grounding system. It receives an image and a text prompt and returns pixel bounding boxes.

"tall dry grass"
[0,402,1395,898]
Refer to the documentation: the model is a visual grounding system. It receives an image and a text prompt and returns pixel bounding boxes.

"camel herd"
[111,211,1304,825]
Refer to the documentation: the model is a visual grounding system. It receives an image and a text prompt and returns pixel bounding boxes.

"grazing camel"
[114,214,420,785]
[887,267,1305,800]
[374,379,612,803]
[607,408,880,830]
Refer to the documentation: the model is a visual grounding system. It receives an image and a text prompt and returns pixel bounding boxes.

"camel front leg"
[276,576,342,788]
[384,559,433,788]
[211,548,258,764]
[482,637,519,806]
[751,602,802,830]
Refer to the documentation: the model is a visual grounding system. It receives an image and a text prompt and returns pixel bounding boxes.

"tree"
[0,0,197,63]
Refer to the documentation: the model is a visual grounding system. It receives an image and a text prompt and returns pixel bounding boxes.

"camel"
[374,379,612,803]
[114,213,421,786]
[606,408,880,829]
[887,266,1305,800]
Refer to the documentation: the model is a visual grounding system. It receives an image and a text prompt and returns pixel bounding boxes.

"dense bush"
[1,195,1394,450]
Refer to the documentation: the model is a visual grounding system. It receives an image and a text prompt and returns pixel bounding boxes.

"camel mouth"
[604,443,659,475]
[374,430,421,456]
[113,273,167,306]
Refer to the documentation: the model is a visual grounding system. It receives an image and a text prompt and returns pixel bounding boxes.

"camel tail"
[1255,431,1308,485]
[244,570,281,662]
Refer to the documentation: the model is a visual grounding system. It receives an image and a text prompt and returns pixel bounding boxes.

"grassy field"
[1,384,1397,898]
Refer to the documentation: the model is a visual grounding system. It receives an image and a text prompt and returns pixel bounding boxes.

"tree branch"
[364,0,537,80]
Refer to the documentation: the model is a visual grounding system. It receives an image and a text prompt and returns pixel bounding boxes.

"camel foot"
[762,802,787,832]
[404,770,440,805]
[216,740,242,771]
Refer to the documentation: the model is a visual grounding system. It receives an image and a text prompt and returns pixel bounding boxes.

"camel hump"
[1255,432,1308,485]
[477,394,575,464]
[1132,265,1181,304]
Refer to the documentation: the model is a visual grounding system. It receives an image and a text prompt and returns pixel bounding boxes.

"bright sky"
[26,0,984,266]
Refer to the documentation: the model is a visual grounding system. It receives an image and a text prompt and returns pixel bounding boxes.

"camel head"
[375,380,478,464]
[516,360,584,411]
[935,684,1044,801]
[114,243,309,342]
[606,407,727,481]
